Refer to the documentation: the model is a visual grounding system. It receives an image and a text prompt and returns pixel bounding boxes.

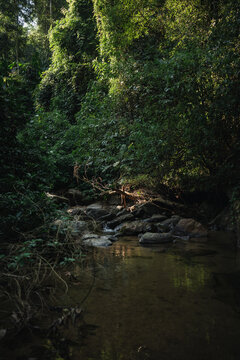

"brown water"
[1,233,240,360]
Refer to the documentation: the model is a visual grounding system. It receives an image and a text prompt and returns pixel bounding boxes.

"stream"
[1,232,240,360]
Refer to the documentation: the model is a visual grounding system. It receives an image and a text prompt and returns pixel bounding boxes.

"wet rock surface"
[58,195,236,255]
[132,202,164,218]
[86,207,111,220]
[156,216,181,232]
[82,236,113,247]
[139,232,175,244]
[144,214,168,223]
[119,220,153,235]
[107,213,135,229]
[175,218,208,238]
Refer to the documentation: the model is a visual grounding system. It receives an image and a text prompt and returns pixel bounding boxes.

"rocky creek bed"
[52,199,211,252]
[1,199,240,360]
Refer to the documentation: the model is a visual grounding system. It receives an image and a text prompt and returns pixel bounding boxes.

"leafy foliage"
[36,0,98,119]
[0,1,59,239]
[83,0,240,192]
[1,0,240,240]
[34,0,68,34]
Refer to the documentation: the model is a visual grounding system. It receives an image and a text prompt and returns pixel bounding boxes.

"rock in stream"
[139,232,175,244]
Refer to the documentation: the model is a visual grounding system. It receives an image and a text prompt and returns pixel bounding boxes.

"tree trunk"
[49,0,52,24]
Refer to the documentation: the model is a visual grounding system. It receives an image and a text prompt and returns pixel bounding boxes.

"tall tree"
[0,0,34,65]
[34,0,67,34]
[36,0,98,118]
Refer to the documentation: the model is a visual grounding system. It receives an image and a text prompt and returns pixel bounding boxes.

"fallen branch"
[73,163,143,207]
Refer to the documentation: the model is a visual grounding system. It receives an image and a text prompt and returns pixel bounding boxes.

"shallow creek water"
[1,233,240,360]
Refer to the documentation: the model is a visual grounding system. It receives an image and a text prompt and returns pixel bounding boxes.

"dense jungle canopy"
[0,0,240,237]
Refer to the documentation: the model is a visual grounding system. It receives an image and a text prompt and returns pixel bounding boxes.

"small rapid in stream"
[1,232,240,360]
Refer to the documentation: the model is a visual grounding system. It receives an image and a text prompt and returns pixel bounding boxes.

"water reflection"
[70,236,240,360]
[172,263,210,290]
[1,234,240,360]
[87,238,211,293]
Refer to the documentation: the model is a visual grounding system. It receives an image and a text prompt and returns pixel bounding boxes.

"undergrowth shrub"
[0,189,57,239]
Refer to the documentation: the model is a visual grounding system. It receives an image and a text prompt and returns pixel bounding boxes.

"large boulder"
[156,216,181,232]
[132,202,163,218]
[82,235,112,247]
[139,232,174,244]
[52,219,89,236]
[144,214,168,223]
[119,220,153,235]
[86,207,111,220]
[85,203,116,220]
[107,213,135,229]
[174,218,208,238]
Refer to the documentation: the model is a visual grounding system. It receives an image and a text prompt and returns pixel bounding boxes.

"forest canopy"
[0,0,240,237]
